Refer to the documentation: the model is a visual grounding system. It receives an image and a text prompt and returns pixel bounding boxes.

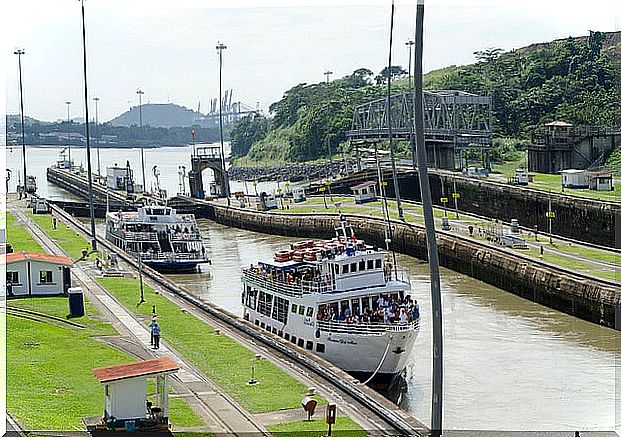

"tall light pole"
[14,49,27,195]
[80,0,97,251]
[216,42,230,205]
[406,39,416,168]
[93,97,101,178]
[66,101,72,165]
[413,0,443,435]
[324,70,333,84]
[136,88,146,192]
[386,0,404,220]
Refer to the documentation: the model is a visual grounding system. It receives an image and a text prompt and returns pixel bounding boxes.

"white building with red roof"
[6,251,73,297]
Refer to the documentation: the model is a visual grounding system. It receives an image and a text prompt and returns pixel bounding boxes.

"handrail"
[316,319,419,335]
[241,269,335,296]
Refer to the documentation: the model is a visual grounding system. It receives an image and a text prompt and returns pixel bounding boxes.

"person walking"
[149,316,158,346]
[152,322,161,349]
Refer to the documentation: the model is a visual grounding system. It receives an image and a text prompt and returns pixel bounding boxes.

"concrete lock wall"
[206,204,619,329]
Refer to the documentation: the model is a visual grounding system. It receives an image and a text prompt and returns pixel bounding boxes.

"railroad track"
[46,202,427,436]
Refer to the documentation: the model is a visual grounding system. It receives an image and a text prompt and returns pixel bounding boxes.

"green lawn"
[97,277,320,413]
[7,296,204,431]
[6,212,45,253]
[267,417,366,436]
[30,212,97,260]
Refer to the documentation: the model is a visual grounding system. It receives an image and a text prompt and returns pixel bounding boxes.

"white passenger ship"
[105,205,208,272]
[241,217,419,387]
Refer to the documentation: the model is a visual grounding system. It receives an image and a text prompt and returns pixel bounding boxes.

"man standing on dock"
[149,315,158,346]
[152,322,161,349]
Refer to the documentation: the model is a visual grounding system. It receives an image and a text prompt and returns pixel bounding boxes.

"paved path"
[9,200,269,436]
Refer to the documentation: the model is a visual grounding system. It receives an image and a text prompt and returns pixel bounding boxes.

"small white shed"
[6,252,72,297]
[92,357,179,432]
[107,165,133,191]
[514,169,529,185]
[560,169,589,188]
[586,171,613,191]
[350,181,377,204]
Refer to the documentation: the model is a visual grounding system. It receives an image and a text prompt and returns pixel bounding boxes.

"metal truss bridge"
[348,90,493,169]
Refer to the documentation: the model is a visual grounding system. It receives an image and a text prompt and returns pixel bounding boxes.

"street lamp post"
[136,89,146,192]
[413,1,443,435]
[93,97,101,178]
[66,101,72,165]
[216,42,230,205]
[406,39,416,168]
[14,49,27,196]
[80,0,97,251]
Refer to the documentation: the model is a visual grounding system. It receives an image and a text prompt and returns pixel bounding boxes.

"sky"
[2,0,620,123]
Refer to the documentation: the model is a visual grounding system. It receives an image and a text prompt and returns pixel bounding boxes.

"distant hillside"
[109,103,205,128]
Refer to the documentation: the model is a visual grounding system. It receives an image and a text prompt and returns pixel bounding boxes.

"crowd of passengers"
[317,294,420,325]
[249,264,318,285]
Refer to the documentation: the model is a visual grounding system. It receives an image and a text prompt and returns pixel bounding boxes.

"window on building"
[316,343,326,353]
[39,270,53,284]
[6,271,19,284]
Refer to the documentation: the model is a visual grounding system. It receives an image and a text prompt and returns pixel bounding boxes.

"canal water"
[9,145,619,432]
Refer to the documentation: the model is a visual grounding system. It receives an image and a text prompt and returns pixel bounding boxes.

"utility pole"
[452,178,460,219]
[324,70,333,84]
[216,42,230,205]
[547,191,554,244]
[406,40,416,168]
[136,88,146,192]
[14,49,27,195]
[413,1,443,435]
[93,97,101,178]
[80,0,97,251]
[66,101,72,165]
[386,0,404,220]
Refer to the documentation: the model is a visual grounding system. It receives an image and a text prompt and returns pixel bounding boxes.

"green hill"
[232,31,620,164]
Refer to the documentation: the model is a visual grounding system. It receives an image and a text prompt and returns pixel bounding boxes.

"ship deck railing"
[122,231,158,242]
[170,232,202,241]
[242,268,334,297]
[137,251,205,262]
[316,319,419,335]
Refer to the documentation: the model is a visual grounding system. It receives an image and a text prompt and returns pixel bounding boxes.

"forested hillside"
[231,31,620,164]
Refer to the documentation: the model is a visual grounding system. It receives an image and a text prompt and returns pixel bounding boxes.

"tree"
[374,66,407,85]
[229,113,270,156]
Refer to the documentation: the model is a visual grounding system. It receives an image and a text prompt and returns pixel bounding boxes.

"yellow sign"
[277,188,282,193]
[381,181,388,186]
[545,211,556,218]
[440,197,449,203]
[452,193,461,199]
[319,187,326,192]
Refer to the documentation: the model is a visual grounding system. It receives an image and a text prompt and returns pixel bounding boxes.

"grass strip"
[97,277,320,413]
[30,212,97,260]
[267,417,366,436]
[6,212,45,253]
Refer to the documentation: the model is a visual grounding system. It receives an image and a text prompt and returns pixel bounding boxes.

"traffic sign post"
[440,197,449,218]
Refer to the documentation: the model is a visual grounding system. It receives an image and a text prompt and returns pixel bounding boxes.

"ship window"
[291,303,298,314]
[317,343,325,353]
[335,264,340,274]
[272,327,277,334]
[255,319,259,326]
[367,260,374,270]
[266,325,271,332]
[272,296,289,324]
[278,330,283,337]
[258,291,273,317]
[351,298,360,316]
[260,322,265,329]
[306,341,313,351]
[350,263,357,273]
[342,264,349,274]
[306,307,314,317]
[362,297,371,313]
[375,259,382,269]
[359,261,365,271]
[285,333,290,341]
[291,335,297,344]
[298,305,305,315]
[297,338,304,347]
[372,295,379,310]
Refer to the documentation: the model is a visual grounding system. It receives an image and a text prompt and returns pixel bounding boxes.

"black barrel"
[68,287,84,318]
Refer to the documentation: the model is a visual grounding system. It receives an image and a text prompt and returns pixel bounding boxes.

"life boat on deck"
[274,250,292,263]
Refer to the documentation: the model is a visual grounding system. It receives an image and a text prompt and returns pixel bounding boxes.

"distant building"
[350,181,377,204]
[6,252,72,297]
[528,121,621,174]
[561,169,589,188]
[586,170,613,191]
